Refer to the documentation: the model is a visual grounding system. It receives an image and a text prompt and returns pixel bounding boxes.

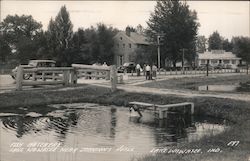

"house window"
[201,60,206,64]
[137,44,140,48]
[232,60,236,64]
[123,44,125,48]
[120,37,122,40]
[224,60,230,64]
[129,43,132,48]
[117,44,119,48]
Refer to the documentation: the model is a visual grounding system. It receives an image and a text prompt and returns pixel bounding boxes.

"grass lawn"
[0,84,250,161]
[140,74,250,93]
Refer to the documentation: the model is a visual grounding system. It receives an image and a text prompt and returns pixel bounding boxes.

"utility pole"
[157,33,165,69]
[157,35,161,69]
[206,59,209,76]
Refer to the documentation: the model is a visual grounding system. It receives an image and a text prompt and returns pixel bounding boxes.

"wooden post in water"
[16,66,23,90]
[110,65,117,92]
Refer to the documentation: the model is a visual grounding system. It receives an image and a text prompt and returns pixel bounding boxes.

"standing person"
[136,64,141,76]
[145,64,151,80]
[152,64,157,78]
[103,62,107,67]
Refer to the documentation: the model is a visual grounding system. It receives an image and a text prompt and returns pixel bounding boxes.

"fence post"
[110,65,117,92]
[106,70,110,80]
[16,66,23,90]
[63,70,70,85]
[70,68,78,84]
[32,71,36,81]
[42,72,45,81]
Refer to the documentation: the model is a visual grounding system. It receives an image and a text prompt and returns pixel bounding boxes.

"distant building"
[113,30,150,66]
[196,50,241,68]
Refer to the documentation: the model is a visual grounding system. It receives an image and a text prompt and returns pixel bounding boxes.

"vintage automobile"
[196,64,214,70]
[117,62,136,73]
[11,60,56,80]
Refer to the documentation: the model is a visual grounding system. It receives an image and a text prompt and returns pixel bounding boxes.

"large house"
[113,30,150,66]
[196,50,241,68]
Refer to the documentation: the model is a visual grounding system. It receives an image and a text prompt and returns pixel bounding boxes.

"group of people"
[136,63,157,80]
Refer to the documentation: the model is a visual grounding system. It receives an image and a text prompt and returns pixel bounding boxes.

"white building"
[196,50,241,68]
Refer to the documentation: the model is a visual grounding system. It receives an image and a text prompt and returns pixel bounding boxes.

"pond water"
[0,103,228,161]
[195,82,250,92]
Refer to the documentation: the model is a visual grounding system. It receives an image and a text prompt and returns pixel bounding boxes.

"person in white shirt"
[136,64,141,76]
[103,62,107,67]
[145,64,151,80]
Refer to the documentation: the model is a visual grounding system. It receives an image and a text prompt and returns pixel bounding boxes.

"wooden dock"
[129,101,194,119]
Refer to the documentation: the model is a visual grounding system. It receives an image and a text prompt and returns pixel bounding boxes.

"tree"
[135,46,157,65]
[222,38,233,52]
[0,14,42,63]
[0,35,11,62]
[46,5,73,66]
[147,0,199,67]
[54,6,73,50]
[136,24,144,34]
[208,31,223,51]
[96,23,117,64]
[125,26,136,33]
[232,36,250,64]
[196,35,207,53]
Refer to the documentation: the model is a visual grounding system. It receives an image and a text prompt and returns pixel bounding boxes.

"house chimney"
[125,27,131,37]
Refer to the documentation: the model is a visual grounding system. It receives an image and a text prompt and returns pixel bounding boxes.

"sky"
[0,1,249,39]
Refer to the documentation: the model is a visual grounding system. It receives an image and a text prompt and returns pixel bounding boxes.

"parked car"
[197,64,214,70]
[225,64,238,69]
[11,60,56,80]
[117,62,136,73]
[214,64,224,70]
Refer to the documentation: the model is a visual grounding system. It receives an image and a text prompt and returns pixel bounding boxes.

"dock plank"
[129,101,154,107]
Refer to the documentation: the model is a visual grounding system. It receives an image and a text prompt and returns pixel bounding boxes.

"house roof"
[116,31,150,45]
[197,50,241,60]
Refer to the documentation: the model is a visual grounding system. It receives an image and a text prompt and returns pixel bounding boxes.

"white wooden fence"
[72,64,110,80]
[16,66,76,90]
[72,64,117,92]
[15,64,117,91]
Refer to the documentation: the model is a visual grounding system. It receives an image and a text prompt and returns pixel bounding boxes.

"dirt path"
[1,73,250,102]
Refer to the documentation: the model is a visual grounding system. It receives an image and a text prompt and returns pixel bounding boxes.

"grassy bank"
[1,84,249,122]
[1,85,250,161]
[140,74,250,92]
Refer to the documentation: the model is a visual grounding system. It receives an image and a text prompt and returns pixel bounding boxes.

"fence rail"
[16,66,75,90]
[15,64,118,91]
[72,64,110,80]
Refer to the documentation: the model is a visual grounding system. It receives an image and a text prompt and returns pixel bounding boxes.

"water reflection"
[0,103,228,161]
[195,82,250,92]
[198,85,239,92]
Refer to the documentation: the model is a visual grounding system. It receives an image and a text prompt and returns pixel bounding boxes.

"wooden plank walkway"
[129,101,194,119]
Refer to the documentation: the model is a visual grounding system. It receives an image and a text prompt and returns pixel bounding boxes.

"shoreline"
[1,85,250,161]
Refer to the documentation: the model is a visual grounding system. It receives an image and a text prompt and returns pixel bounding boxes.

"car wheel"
[23,74,31,80]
